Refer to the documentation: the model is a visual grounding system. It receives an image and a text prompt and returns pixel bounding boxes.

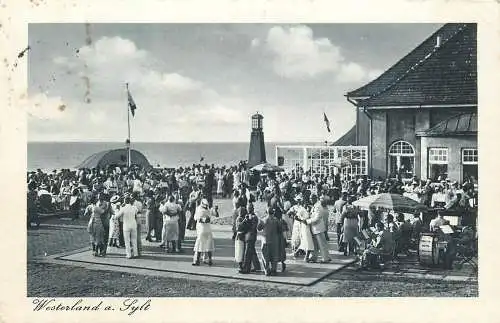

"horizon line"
[27,140,325,143]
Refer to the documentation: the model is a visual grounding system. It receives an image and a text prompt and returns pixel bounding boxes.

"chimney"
[435,35,441,48]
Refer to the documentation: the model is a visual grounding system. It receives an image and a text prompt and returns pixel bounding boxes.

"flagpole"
[126,83,131,168]
[324,108,329,147]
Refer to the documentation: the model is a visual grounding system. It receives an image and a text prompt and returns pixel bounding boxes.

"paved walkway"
[45,225,355,286]
[28,216,477,295]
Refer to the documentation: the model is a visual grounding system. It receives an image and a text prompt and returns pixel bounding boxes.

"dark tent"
[76,148,152,169]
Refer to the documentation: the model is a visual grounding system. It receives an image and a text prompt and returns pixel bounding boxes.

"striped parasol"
[250,162,284,173]
[353,193,427,212]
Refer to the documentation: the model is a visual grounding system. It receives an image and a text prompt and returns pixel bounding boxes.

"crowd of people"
[27,162,478,274]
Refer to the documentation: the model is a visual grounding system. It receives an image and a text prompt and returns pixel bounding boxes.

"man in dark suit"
[154,192,164,243]
[257,207,280,276]
[238,203,261,274]
[204,168,215,208]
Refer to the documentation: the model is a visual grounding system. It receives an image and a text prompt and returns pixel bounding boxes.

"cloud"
[74,36,148,65]
[53,36,224,105]
[254,25,381,83]
[166,104,245,126]
[337,62,368,84]
[250,38,260,48]
[89,109,107,125]
[368,69,384,81]
[201,105,246,125]
[23,93,71,120]
[160,73,202,92]
[31,36,252,141]
[262,25,343,79]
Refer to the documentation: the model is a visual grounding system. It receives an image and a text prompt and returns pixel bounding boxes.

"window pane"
[429,148,448,164]
[389,140,414,155]
[462,148,478,164]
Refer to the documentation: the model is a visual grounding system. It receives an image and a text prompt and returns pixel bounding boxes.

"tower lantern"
[247,112,266,168]
[251,112,263,130]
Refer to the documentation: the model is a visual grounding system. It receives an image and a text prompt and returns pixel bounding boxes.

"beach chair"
[454,226,478,272]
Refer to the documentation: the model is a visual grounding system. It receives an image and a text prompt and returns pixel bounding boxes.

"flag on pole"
[127,86,137,117]
[323,112,331,132]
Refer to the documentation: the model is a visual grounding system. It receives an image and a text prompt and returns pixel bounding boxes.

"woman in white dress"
[233,171,241,191]
[107,195,121,248]
[287,196,305,257]
[192,199,218,266]
[299,206,316,262]
[290,196,315,262]
[216,172,224,198]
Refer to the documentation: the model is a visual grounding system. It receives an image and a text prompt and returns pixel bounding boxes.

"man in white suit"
[305,195,331,263]
[116,196,139,259]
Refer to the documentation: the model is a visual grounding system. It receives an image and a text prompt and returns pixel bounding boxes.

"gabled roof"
[416,112,477,137]
[332,125,356,146]
[346,23,477,107]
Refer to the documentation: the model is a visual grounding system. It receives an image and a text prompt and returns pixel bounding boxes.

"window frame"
[428,147,449,165]
[388,140,415,157]
[462,148,478,165]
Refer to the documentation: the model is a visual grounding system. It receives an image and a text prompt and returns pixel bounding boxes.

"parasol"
[353,193,427,212]
[250,162,284,173]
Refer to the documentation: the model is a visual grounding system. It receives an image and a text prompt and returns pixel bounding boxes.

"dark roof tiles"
[347,23,477,107]
[416,112,477,137]
[347,23,466,98]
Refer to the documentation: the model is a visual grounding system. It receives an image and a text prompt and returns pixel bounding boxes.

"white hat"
[201,199,209,208]
[110,195,120,203]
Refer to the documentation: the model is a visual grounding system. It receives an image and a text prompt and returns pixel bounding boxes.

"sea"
[27,142,319,171]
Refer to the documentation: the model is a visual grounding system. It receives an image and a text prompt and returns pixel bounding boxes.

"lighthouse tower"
[247,112,266,168]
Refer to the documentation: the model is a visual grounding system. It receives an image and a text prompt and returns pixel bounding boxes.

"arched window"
[388,140,415,178]
[389,140,415,156]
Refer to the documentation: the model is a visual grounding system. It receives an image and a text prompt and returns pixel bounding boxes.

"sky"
[27,23,442,142]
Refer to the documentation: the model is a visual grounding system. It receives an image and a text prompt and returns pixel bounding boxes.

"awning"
[416,112,477,137]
